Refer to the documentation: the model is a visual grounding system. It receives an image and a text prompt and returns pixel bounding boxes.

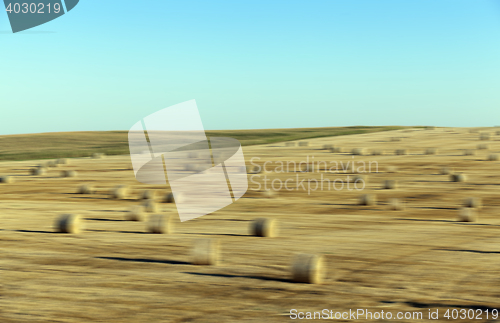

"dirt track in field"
[1,127,500,322]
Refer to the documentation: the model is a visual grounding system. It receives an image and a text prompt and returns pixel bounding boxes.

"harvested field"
[1,126,500,322]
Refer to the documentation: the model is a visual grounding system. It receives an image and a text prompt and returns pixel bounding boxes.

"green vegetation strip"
[0,126,411,161]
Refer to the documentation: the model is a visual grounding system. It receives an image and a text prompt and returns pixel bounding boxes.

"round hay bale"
[141,190,156,200]
[383,180,397,189]
[298,141,309,147]
[450,173,467,182]
[55,214,82,234]
[371,150,383,156]
[56,158,69,165]
[351,175,368,185]
[212,152,223,161]
[463,197,482,209]
[425,148,438,155]
[469,129,479,133]
[386,166,397,173]
[31,167,47,176]
[184,163,198,172]
[77,184,94,194]
[352,148,365,156]
[188,152,198,159]
[477,144,489,150]
[62,170,77,178]
[496,130,500,136]
[147,214,172,233]
[301,164,315,172]
[111,185,128,199]
[426,126,436,130]
[165,192,175,203]
[291,254,325,284]
[0,176,14,184]
[285,142,296,147]
[440,167,453,175]
[246,165,261,174]
[463,149,475,156]
[142,200,159,213]
[251,218,279,237]
[390,137,402,142]
[458,208,477,222]
[395,149,407,156]
[192,239,220,265]
[359,194,376,206]
[92,152,105,159]
[488,154,499,161]
[46,160,58,168]
[323,144,333,150]
[330,147,342,153]
[126,205,146,221]
[165,192,185,203]
[342,162,354,173]
[261,189,277,198]
[480,133,490,141]
[388,198,405,211]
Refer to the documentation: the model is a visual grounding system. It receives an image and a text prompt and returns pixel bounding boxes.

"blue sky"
[1,0,499,135]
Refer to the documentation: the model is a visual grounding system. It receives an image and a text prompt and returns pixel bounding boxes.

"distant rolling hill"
[0,126,410,161]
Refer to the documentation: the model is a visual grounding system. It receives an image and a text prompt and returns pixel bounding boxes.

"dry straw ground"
[0,126,499,322]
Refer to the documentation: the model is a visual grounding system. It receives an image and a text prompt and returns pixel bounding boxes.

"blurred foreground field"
[0,126,500,322]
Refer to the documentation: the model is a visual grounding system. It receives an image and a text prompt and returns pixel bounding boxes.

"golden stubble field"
[0,127,499,322]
